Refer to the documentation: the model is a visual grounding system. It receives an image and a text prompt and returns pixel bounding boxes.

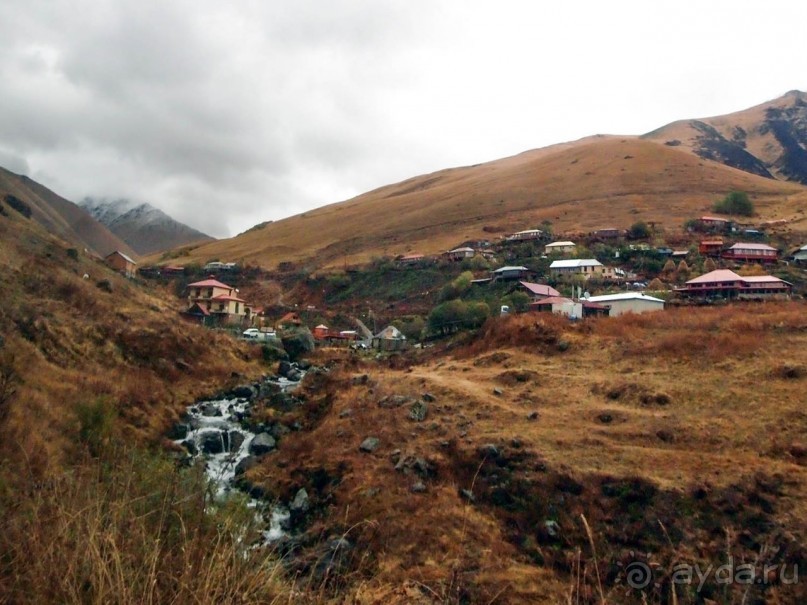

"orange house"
[105,250,137,278]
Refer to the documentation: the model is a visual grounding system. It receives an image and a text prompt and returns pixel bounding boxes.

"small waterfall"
[173,371,305,542]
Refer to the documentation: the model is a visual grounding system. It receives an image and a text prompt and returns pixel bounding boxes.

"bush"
[261,341,288,362]
[628,221,650,240]
[713,191,754,216]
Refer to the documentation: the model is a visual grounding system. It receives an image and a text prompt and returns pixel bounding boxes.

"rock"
[597,413,613,424]
[459,488,476,503]
[359,437,380,453]
[510,438,522,449]
[168,423,189,440]
[280,327,315,361]
[544,519,561,538]
[234,455,258,475]
[390,449,402,463]
[408,400,429,422]
[270,423,290,438]
[228,431,245,452]
[411,481,427,493]
[378,395,412,409]
[200,403,222,417]
[231,385,256,399]
[286,369,303,382]
[199,430,228,454]
[181,439,198,456]
[422,392,436,402]
[352,374,369,386]
[249,432,277,455]
[267,391,297,412]
[493,388,503,396]
[95,279,113,293]
[527,411,540,421]
[290,488,310,513]
[296,360,312,371]
[258,381,281,398]
[277,360,292,378]
[175,358,192,372]
[656,430,675,443]
[478,443,499,459]
[339,408,353,419]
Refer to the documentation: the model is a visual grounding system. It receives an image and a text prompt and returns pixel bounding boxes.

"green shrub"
[713,191,754,216]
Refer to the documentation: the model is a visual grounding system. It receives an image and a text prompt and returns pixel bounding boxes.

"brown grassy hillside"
[0,198,257,470]
[165,136,807,271]
[247,304,807,603]
[644,90,807,184]
[0,167,136,259]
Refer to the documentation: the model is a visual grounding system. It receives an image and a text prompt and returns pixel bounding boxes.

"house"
[492,266,530,280]
[585,292,665,317]
[275,312,302,330]
[544,241,577,255]
[105,250,137,278]
[529,296,608,318]
[506,229,544,241]
[671,250,690,259]
[792,245,807,264]
[204,261,225,272]
[312,324,330,339]
[518,281,560,300]
[550,259,605,279]
[398,253,425,266]
[591,228,623,239]
[185,277,249,324]
[676,269,792,299]
[698,239,724,255]
[372,325,406,351]
[162,265,185,276]
[721,242,778,263]
[445,247,475,261]
[699,216,731,230]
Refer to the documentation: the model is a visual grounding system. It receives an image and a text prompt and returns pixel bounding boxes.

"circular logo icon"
[626,560,653,590]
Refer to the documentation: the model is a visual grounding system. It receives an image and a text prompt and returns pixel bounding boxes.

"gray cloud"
[1,1,806,238]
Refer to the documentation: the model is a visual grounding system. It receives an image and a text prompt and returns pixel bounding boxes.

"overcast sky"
[0,1,805,238]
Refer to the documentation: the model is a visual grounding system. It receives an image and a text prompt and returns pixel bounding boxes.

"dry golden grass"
[159,135,807,271]
[249,302,807,603]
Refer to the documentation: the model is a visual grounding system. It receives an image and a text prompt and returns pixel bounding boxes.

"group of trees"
[713,191,755,216]
[427,299,491,335]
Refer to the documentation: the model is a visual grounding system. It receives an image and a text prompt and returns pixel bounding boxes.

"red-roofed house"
[676,270,792,299]
[721,242,778,263]
[518,281,561,301]
[698,239,724,255]
[185,277,249,324]
[699,216,731,229]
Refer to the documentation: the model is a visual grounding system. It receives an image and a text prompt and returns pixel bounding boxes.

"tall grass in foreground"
[0,445,293,604]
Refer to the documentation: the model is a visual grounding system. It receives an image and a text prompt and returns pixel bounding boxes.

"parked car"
[242,328,277,341]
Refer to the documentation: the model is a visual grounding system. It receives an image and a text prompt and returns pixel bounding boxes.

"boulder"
[168,423,189,440]
[228,431,246,452]
[408,400,428,422]
[359,437,380,453]
[231,385,256,399]
[199,430,228,454]
[478,443,499,459]
[286,369,303,382]
[200,403,222,417]
[280,327,315,361]
[290,488,310,514]
[249,432,276,455]
[277,361,293,378]
[234,455,258,475]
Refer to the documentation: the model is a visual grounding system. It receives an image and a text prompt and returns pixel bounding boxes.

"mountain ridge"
[80,197,213,256]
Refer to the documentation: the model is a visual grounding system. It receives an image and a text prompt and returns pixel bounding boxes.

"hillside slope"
[0,167,136,259]
[168,136,807,270]
[643,90,807,184]
[81,197,213,255]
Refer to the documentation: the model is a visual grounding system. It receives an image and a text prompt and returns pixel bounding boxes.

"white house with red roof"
[185,277,250,324]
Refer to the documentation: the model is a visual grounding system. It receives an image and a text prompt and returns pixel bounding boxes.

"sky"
[0,1,805,238]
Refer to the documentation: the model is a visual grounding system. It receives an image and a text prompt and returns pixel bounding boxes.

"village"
[100,206,806,351]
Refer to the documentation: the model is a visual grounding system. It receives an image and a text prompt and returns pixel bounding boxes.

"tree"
[703,257,717,272]
[502,291,531,313]
[713,191,754,216]
[628,221,651,240]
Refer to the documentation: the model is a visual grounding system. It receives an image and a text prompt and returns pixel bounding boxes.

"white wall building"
[585,292,665,317]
